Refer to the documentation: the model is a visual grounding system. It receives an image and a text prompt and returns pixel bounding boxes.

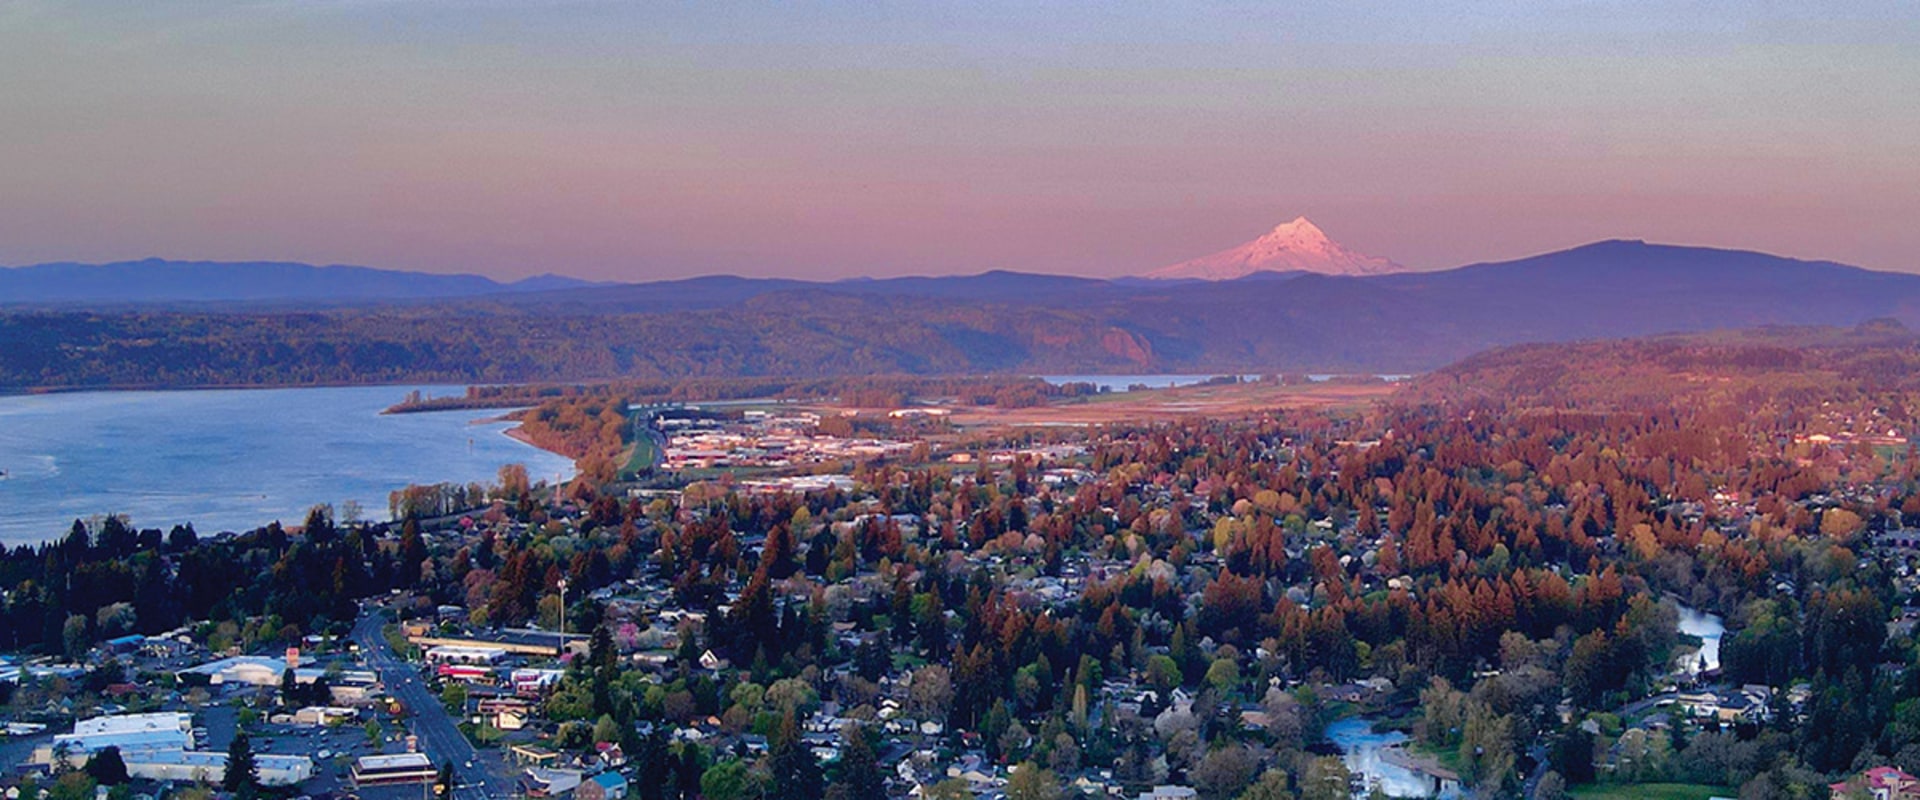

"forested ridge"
[7,241,1920,390]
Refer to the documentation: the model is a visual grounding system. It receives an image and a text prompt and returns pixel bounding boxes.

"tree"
[47,773,96,800]
[923,778,975,800]
[1536,771,1569,800]
[1298,756,1351,800]
[829,724,885,800]
[1192,744,1260,800]
[62,614,90,661]
[498,463,531,501]
[769,711,824,800]
[1005,761,1061,800]
[1237,770,1295,800]
[84,747,130,785]
[1458,702,1516,792]
[909,665,954,720]
[1206,657,1242,694]
[441,682,468,713]
[224,731,259,795]
[699,759,756,800]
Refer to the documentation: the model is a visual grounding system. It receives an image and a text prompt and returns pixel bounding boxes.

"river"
[0,385,574,544]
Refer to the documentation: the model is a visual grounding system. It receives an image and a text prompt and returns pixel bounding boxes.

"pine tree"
[829,723,884,800]
[83,747,129,786]
[224,732,259,796]
[769,710,823,800]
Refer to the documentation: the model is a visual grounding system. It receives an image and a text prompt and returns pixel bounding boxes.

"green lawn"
[623,431,659,473]
[623,412,661,473]
[1571,783,1734,800]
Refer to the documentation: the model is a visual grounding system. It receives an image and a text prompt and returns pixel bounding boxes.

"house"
[576,772,629,800]
[1830,766,1920,800]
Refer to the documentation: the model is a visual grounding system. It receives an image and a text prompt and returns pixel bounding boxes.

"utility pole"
[556,578,568,656]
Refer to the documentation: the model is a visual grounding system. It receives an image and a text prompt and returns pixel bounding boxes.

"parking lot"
[198,702,440,799]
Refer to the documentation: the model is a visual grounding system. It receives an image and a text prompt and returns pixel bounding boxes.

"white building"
[34,713,193,764]
[180,655,287,687]
[352,753,437,786]
[125,750,316,787]
[34,712,313,787]
[426,645,509,665]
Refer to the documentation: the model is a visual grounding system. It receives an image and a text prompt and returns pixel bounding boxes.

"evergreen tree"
[769,710,823,800]
[224,731,259,796]
[829,723,884,800]
[83,747,129,786]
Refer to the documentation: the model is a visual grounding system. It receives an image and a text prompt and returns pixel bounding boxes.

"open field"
[1570,783,1735,800]
[938,380,1396,428]
[623,412,661,473]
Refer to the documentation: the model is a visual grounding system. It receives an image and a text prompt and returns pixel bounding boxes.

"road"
[351,610,509,800]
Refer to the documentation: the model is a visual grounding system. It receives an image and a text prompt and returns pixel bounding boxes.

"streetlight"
[556,578,568,654]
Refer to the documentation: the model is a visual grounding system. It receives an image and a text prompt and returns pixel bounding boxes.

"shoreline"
[501,423,578,463]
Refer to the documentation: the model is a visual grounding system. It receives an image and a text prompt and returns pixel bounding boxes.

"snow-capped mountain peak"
[1146,216,1403,280]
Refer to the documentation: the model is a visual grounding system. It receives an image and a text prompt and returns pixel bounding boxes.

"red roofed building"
[1831,766,1920,800]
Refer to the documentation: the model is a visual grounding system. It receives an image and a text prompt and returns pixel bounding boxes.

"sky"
[1,1,1917,281]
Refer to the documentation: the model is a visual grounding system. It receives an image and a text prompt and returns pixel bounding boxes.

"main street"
[351,609,509,800]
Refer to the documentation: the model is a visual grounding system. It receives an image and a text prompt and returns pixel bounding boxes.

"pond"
[1676,604,1726,675]
[1325,717,1461,798]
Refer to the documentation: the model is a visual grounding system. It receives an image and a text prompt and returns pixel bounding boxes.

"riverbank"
[502,423,573,462]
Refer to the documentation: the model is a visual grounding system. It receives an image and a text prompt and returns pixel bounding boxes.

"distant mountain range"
[2,239,1917,389]
[0,258,597,305]
[1145,217,1404,279]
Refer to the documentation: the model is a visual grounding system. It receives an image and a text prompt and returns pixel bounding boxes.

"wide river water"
[0,385,574,544]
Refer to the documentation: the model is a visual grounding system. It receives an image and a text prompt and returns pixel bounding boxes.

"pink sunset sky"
[1,2,1916,281]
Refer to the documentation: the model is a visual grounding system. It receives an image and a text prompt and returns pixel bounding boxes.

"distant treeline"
[388,375,1100,414]
[0,304,1180,391]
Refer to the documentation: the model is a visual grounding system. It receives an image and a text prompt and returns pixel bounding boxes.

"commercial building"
[425,645,510,665]
[352,753,438,786]
[523,768,584,797]
[34,712,193,764]
[32,711,313,787]
[124,751,316,787]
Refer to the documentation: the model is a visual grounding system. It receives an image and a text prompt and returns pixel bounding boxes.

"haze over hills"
[2,238,1918,390]
[0,258,597,305]
[1144,216,1404,280]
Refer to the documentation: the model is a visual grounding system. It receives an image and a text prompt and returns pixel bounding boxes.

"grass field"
[623,413,661,473]
[1570,783,1734,800]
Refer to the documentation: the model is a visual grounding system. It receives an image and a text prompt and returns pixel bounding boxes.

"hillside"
[1399,319,1920,410]
[0,258,595,305]
[3,241,1919,390]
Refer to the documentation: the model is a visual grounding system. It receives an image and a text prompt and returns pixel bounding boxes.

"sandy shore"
[501,424,574,460]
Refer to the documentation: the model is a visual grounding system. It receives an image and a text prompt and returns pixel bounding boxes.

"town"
[4,340,1920,800]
